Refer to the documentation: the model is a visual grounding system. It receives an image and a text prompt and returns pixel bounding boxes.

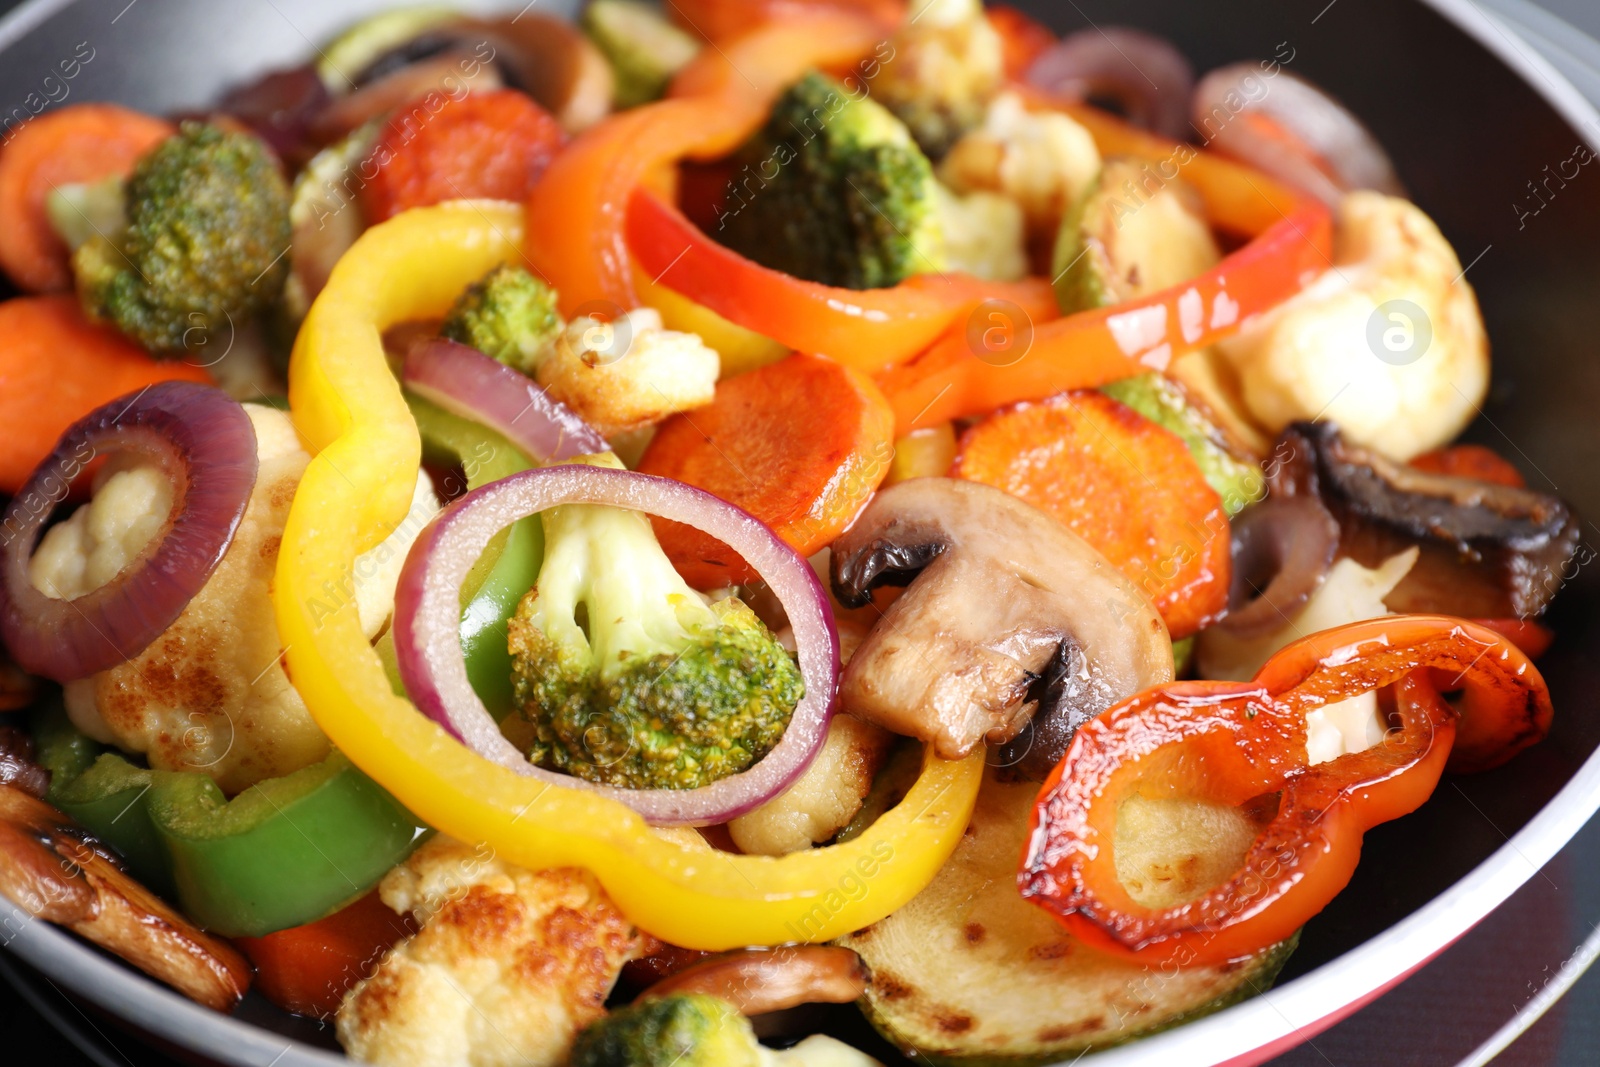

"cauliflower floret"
[875,0,1004,158]
[933,184,1028,282]
[939,91,1103,239]
[45,405,438,793]
[728,714,893,856]
[535,307,718,438]
[28,461,174,601]
[1214,192,1490,461]
[1197,547,1418,764]
[338,836,644,1067]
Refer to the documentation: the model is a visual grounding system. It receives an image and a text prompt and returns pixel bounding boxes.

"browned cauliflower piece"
[337,836,646,1067]
[727,714,893,856]
[36,405,437,794]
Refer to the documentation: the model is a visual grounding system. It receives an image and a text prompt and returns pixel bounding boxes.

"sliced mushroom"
[642,946,868,1015]
[0,784,250,1011]
[0,726,49,799]
[830,478,1173,764]
[464,15,614,132]
[1270,422,1582,618]
[325,14,614,136]
[309,50,506,145]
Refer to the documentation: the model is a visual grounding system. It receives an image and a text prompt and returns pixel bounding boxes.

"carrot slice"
[952,391,1229,639]
[1410,443,1525,488]
[637,352,895,587]
[235,890,414,1020]
[0,295,210,493]
[0,104,173,293]
[361,89,566,222]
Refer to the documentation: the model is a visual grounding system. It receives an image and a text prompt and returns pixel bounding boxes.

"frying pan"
[3,1,1599,1064]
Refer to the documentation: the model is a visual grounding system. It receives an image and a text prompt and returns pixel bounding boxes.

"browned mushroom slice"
[0,726,49,799]
[642,946,868,1015]
[462,15,615,132]
[830,478,1173,767]
[310,50,506,145]
[1269,422,1582,618]
[0,784,250,1011]
[321,14,614,138]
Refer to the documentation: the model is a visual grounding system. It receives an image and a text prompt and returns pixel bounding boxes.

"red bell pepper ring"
[877,94,1336,433]
[524,8,888,315]
[626,188,1060,372]
[1020,616,1553,968]
[879,189,1332,433]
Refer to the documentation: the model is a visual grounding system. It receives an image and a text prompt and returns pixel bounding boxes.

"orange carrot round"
[0,104,172,292]
[361,89,565,222]
[0,295,210,493]
[952,391,1229,639]
[235,890,414,1020]
[637,352,895,588]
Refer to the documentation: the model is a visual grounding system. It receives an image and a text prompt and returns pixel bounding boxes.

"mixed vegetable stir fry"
[0,1,1582,1065]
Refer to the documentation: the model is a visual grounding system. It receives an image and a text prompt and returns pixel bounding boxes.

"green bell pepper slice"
[406,391,543,719]
[34,705,424,938]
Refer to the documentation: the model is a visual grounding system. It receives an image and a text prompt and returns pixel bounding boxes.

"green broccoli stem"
[527,457,719,678]
[506,456,804,791]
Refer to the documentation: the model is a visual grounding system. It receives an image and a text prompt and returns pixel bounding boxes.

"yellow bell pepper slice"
[275,201,983,949]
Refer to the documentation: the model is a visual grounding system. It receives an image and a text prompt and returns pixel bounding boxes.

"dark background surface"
[3,1,1600,1065]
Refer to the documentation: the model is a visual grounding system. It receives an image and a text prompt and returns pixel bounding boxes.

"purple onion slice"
[403,336,608,462]
[1191,64,1404,207]
[1220,494,1341,638]
[1026,27,1195,140]
[392,464,839,826]
[0,382,258,681]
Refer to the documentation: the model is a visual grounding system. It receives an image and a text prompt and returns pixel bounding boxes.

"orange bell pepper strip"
[1020,616,1553,968]
[879,107,1334,433]
[665,0,904,45]
[524,8,887,315]
[627,188,1058,372]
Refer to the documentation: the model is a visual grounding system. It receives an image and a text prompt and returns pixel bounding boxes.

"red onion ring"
[1219,494,1340,638]
[1192,64,1404,206]
[1026,27,1195,140]
[392,464,839,826]
[403,337,608,462]
[0,382,258,682]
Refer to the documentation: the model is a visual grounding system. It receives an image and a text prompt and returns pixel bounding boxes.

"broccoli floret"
[71,122,291,357]
[570,995,761,1067]
[506,455,803,791]
[718,71,945,291]
[874,0,1004,158]
[440,264,563,374]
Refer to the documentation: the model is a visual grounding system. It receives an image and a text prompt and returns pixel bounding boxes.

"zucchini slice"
[838,771,1296,1066]
[1052,156,1220,313]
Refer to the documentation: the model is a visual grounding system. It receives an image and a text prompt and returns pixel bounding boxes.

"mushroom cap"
[830,478,1173,764]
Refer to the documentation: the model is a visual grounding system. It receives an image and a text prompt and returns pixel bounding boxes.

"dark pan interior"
[2,0,1598,1061]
